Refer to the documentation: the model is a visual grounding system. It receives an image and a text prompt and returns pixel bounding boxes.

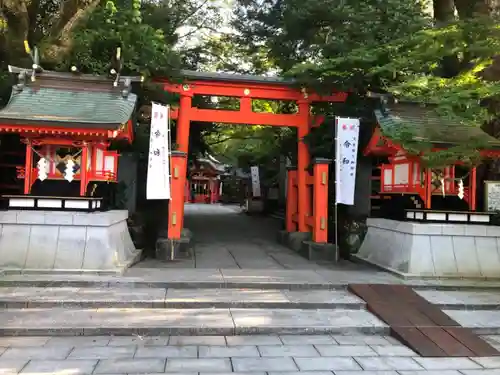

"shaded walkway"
[136,203,373,271]
[185,203,322,269]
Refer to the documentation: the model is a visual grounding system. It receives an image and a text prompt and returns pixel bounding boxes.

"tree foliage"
[232,0,500,167]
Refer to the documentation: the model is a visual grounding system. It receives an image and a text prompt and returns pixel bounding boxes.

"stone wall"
[356,218,500,278]
[0,210,140,274]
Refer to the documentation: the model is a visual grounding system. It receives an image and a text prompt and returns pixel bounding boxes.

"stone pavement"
[2,333,500,374]
[134,203,346,270]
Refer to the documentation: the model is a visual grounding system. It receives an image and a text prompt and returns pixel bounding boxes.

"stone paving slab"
[164,288,364,309]
[230,308,387,335]
[4,334,500,374]
[0,307,388,336]
[446,310,500,333]
[20,359,97,374]
[417,290,500,309]
[0,307,235,336]
[0,287,167,308]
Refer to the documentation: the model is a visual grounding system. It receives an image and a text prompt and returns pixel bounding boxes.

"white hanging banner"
[250,165,261,197]
[335,117,360,205]
[146,103,171,200]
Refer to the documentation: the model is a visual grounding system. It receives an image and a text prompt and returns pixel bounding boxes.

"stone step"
[0,307,388,336]
[0,306,497,337]
[0,287,366,309]
[3,269,500,290]
[417,289,500,310]
[1,287,498,310]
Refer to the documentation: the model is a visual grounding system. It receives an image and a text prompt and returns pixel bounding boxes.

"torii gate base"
[161,71,346,260]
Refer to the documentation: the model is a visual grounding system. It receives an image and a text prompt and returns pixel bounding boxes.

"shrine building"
[357,99,500,278]
[0,64,140,273]
[186,156,225,204]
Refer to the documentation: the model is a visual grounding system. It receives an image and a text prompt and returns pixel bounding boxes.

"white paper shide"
[146,103,171,200]
[335,117,360,205]
[250,165,261,197]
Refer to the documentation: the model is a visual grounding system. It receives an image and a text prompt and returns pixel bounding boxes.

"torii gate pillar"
[297,100,312,232]
[167,91,192,240]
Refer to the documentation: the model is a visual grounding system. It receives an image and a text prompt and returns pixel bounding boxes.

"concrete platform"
[0,210,140,274]
[356,218,500,279]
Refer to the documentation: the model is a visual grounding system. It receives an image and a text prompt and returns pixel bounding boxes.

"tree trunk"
[433,0,461,77]
[454,0,492,18]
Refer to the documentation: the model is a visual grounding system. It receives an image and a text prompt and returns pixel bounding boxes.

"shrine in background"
[186,156,225,204]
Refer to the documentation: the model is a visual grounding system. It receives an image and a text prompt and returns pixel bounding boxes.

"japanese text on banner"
[146,103,171,200]
[335,117,360,205]
[250,166,261,197]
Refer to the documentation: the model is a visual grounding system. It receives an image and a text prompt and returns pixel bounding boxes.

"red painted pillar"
[286,168,298,232]
[470,167,477,211]
[170,89,193,238]
[311,158,331,243]
[297,100,311,232]
[425,168,432,209]
[168,151,188,239]
[24,140,32,195]
[80,143,89,196]
[177,92,192,153]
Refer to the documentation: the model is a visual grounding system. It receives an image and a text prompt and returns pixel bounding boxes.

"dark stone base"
[300,240,338,261]
[245,199,264,215]
[277,230,288,245]
[156,229,193,261]
[286,231,311,252]
[278,230,337,262]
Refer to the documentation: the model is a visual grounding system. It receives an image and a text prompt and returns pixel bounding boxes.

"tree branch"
[42,0,100,62]
[206,135,271,145]
[177,0,211,26]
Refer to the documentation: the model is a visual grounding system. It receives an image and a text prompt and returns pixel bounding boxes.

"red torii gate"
[159,71,348,245]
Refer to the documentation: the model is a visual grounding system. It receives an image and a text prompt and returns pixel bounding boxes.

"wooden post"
[24,140,32,195]
[80,143,89,196]
[311,158,331,243]
[470,166,477,211]
[285,167,298,232]
[168,151,188,239]
[297,101,311,232]
[425,168,432,209]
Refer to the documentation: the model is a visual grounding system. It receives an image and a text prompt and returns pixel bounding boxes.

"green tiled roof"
[0,86,137,128]
[375,103,500,148]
